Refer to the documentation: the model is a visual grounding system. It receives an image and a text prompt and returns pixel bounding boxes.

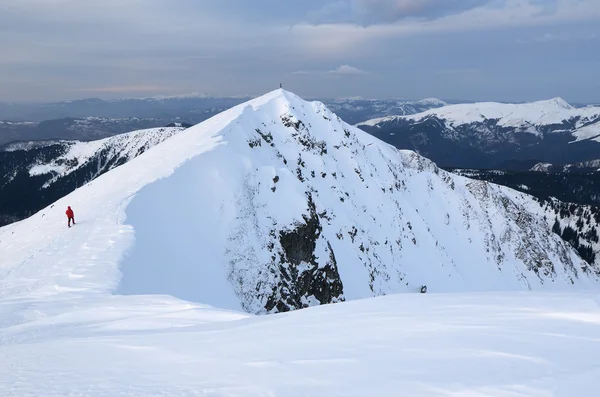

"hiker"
[66,206,76,228]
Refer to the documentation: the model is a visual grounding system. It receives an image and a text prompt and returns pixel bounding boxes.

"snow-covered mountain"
[322,97,447,124]
[1,89,599,317]
[530,162,554,172]
[0,125,187,226]
[358,98,600,168]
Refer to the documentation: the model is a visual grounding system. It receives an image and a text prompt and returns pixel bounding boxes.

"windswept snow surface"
[2,292,600,396]
[1,89,600,394]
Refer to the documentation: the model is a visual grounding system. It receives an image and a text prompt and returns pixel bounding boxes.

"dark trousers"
[68,217,75,227]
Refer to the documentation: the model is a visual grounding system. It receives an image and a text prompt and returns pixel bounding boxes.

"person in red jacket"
[66,206,75,227]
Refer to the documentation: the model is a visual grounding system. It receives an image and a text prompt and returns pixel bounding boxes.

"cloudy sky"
[1,0,599,102]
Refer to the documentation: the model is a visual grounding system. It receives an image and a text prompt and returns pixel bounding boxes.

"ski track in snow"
[1,89,600,395]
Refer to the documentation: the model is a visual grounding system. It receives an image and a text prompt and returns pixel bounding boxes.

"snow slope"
[1,89,598,315]
[26,126,186,186]
[2,291,600,396]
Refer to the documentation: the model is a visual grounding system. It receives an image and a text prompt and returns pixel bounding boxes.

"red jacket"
[66,207,74,218]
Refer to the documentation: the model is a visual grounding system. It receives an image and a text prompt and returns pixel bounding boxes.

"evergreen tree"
[552,218,562,236]
[561,225,579,248]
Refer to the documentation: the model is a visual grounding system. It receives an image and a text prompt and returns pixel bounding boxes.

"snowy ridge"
[416,97,447,106]
[2,139,64,152]
[358,97,600,142]
[330,96,446,106]
[531,159,600,173]
[359,97,590,126]
[531,162,554,172]
[1,89,598,315]
[0,125,187,228]
[566,159,600,172]
[25,126,185,187]
[0,121,37,126]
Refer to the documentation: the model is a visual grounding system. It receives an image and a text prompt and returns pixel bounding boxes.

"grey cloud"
[292,65,369,75]
[517,31,598,42]
[307,0,498,25]
[0,0,599,103]
[330,65,369,74]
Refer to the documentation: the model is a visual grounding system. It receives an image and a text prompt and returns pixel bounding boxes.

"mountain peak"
[238,88,299,110]
[524,97,573,110]
[1,89,598,316]
[416,98,447,106]
[542,97,574,110]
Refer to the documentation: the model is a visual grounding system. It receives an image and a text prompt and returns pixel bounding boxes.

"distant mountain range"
[0,96,448,147]
[357,98,600,169]
[0,95,452,121]
[0,118,192,147]
[320,97,447,125]
[0,96,247,121]
[3,95,600,171]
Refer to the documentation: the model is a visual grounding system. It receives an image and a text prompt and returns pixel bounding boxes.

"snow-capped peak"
[539,97,574,110]
[1,88,598,317]
[531,162,554,172]
[359,96,598,130]
[416,98,447,106]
